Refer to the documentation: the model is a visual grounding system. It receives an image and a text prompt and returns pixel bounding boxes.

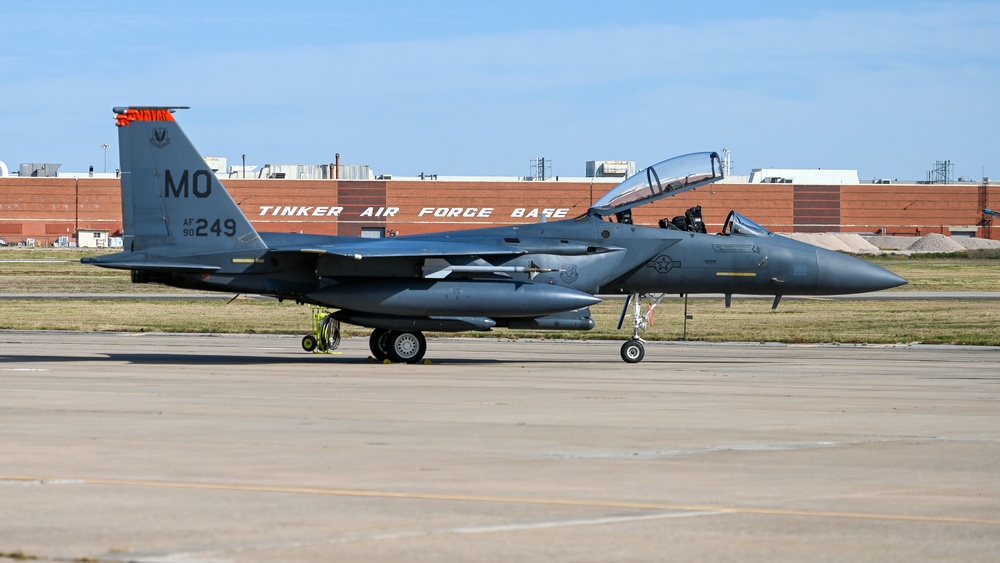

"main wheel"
[386,331,427,364]
[369,329,392,361]
[302,334,318,352]
[620,339,645,363]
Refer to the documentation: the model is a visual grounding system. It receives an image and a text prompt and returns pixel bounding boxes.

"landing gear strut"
[616,292,668,363]
[369,328,427,364]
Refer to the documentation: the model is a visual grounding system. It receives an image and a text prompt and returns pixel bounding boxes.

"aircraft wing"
[270,238,531,260]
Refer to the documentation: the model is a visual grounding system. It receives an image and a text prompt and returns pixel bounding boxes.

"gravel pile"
[953,237,1000,250]
[780,233,881,254]
[781,233,853,252]
[864,236,915,250]
[835,233,882,254]
[906,233,967,253]
[778,232,1000,254]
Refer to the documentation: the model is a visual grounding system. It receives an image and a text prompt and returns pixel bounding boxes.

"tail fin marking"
[113,106,266,258]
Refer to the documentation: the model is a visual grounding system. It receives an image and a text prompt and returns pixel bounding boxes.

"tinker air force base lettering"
[256,206,571,219]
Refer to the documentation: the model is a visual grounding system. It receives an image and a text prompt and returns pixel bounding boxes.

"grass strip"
[2,298,998,346]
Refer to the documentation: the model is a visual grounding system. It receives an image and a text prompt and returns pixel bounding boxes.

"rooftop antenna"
[100,144,110,173]
[926,159,953,184]
[530,157,551,181]
[721,148,732,176]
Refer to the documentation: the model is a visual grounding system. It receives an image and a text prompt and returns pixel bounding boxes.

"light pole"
[100,144,110,173]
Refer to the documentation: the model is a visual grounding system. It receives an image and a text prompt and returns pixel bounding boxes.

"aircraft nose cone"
[816,249,908,294]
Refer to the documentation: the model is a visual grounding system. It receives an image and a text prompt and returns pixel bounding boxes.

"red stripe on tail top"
[115,108,176,127]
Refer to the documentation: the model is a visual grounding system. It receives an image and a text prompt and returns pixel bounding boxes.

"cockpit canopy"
[723,211,771,237]
[589,151,723,216]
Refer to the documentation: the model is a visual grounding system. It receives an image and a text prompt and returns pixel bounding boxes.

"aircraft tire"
[620,340,645,363]
[387,331,427,364]
[302,334,318,352]
[369,329,391,361]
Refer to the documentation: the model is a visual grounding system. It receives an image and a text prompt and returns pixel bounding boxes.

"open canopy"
[589,152,723,216]
[722,211,772,237]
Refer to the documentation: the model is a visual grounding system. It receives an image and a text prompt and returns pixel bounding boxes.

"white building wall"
[748,168,859,185]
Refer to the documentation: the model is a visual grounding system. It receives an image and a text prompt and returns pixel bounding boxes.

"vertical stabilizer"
[114,106,266,255]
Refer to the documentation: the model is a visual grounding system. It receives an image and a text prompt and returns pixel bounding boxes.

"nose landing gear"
[617,292,669,363]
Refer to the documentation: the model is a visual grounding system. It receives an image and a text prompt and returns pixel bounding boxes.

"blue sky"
[1,1,996,180]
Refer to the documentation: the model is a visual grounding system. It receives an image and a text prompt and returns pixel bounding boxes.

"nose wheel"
[620,339,645,363]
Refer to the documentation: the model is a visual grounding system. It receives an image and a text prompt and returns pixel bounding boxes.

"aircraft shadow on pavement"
[9,355,755,367]
[100,353,515,366]
[1,353,508,366]
[3,345,763,366]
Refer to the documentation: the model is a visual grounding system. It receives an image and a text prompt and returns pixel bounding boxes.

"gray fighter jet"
[84,107,906,363]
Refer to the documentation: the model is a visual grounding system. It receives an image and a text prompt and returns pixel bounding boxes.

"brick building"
[0,175,997,246]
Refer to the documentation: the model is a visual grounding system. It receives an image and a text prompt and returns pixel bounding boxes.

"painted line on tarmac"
[3,474,998,527]
[120,510,729,561]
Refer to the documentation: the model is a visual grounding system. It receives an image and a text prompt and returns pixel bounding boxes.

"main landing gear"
[299,309,427,363]
[617,292,669,363]
[369,328,427,364]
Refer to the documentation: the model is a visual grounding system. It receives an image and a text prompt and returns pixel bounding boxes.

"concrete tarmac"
[1,331,998,562]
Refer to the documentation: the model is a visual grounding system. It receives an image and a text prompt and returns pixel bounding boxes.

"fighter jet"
[84,107,907,363]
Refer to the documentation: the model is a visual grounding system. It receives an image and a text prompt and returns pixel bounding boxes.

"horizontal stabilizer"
[82,254,220,273]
